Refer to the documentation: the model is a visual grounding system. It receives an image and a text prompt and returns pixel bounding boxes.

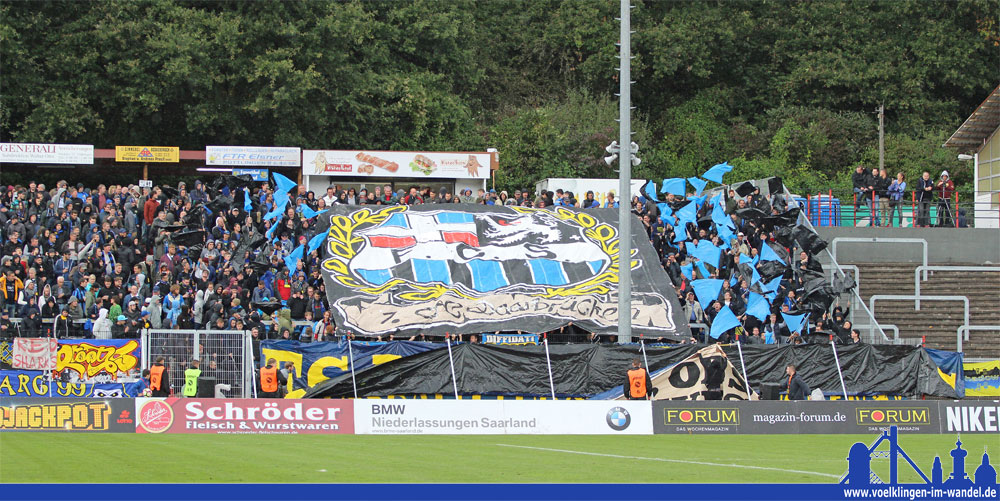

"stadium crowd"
[0,175,853,348]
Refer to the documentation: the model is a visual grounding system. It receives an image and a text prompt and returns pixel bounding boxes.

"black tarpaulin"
[302,343,958,399]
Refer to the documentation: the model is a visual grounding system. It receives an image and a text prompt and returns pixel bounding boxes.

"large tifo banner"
[303,149,492,179]
[316,205,689,338]
[354,400,653,435]
[134,398,354,434]
[652,400,999,435]
[0,397,135,432]
[259,340,440,398]
[0,370,146,398]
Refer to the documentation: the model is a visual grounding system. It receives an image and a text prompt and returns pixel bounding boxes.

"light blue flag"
[300,205,329,220]
[781,312,808,334]
[690,278,724,308]
[673,227,689,243]
[264,199,288,221]
[689,195,706,208]
[694,260,710,280]
[656,203,673,219]
[265,220,280,240]
[712,199,735,233]
[751,254,760,268]
[660,178,687,196]
[710,191,723,208]
[243,188,252,213]
[272,172,298,196]
[710,305,741,339]
[764,275,782,301]
[730,274,739,286]
[746,292,771,322]
[760,242,786,264]
[307,229,327,254]
[675,201,698,227]
[284,244,304,272]
[687,177,708,196]
[750,266,762,287]
[680,263,694,281]
[689,240,722,268]
[702,161,733,184]
[644,182,659,202]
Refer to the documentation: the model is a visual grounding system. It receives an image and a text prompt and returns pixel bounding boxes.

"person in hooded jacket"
[92,308,112,339]
[20,307,42,337]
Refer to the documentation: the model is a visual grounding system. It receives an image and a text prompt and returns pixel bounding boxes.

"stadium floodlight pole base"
[347,338,359,399]
[446,336,460,399]
[616,0,632,345]
[831,341,849,400]
[543,335,556,399]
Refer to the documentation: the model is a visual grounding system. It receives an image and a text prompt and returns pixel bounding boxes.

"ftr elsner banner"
[206,146,300,167]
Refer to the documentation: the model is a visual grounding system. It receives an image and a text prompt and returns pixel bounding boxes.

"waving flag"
[643,181,659,202]
[763,275,783,301]
[284,244,305,272]
[746,292,771,322]
[760,241,786,264]
[702,161,733,184]
[690,279,724,308]
[710,305,741,339]
[243,187,252,213]
[660,178,687,197]
[687,177,708,196]
[689,239,722,268]
[301,205,329,220]
[307,229,328,254]
[680,262,694,281]
[781,312,808,334]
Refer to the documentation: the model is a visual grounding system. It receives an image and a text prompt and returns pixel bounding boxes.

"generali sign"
[134,398,354,434]
[0,143,94,165]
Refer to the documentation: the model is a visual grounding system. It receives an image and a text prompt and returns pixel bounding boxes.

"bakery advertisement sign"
[303,150,492,179]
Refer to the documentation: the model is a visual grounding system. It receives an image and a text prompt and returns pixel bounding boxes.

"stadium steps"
[847,263,1000,359]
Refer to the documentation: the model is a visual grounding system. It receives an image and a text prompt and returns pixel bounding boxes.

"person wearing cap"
[935,170,955,227]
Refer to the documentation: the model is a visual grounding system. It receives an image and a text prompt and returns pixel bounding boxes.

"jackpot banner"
[652,401,942,435]
[316,205,689,339]
[134,398,354,434]
[55,339,141,381]
[13,338,57,370]
[259,340,439,398]
[0,397,135,432]
[303,149,492,179]
[0,370,145,398]
[354,400,652,435]
[115,145,179,163]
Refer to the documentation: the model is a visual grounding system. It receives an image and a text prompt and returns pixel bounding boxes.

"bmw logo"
[606,406,631,431]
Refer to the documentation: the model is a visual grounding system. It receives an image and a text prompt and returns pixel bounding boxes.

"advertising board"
[115,146,179,163]
[303,150,492,179]
[206,146,300,167]
[134,398,354,434]
[0,397,135,432]
[652,401,944,434]
[353,400,652,435]
[0,143,94,164]
[938,401,999,433]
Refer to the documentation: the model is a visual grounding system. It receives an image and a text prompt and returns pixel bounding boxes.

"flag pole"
[346,334,358,399]
[830,340,849,400]
[736,337,752,397]
[639,334,650,374]
[445,333,460,399]
[543,333,556,400]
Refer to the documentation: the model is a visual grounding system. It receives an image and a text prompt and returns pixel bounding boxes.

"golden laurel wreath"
[320,205,638,301]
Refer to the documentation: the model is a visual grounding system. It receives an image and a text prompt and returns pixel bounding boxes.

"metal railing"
[869,295,969,352]
[956,325,1000,354]
[831,237,929,281]
[913,265,1000,310]
[799,188,999,229]
[788,191,890,343]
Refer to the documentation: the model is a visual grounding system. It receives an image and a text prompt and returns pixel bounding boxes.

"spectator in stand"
[851,165,871,216]
[935,170,955,227]
[887,172,906,227]
[874,169,891,227]
[916,171,934,227]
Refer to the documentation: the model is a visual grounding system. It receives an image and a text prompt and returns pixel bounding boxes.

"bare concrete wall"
[815,227,1000,264]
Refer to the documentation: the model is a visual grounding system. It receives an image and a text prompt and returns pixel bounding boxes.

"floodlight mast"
[616,0,632,345]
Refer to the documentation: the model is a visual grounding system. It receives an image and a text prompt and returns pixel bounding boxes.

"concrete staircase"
[848,263,1000,359]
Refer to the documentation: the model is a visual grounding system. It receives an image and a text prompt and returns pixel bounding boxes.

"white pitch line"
[495,443,842,480]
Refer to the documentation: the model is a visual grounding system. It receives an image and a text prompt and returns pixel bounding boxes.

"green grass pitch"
[1,433,995,483]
